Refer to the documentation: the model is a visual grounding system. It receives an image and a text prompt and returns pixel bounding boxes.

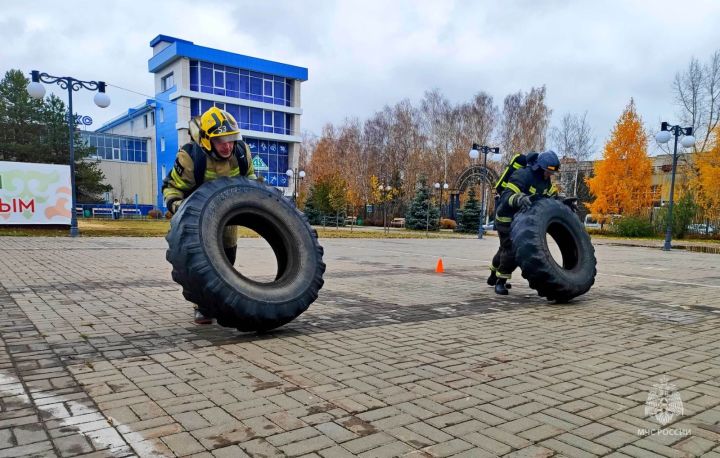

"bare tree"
[298,130,317,169]
[673,50,720,153]
[574,113,595,163]
[420,89,455,185]
[456,92,500,178]
[463,92,498,147]
[295,130,317,205]
[551,113,576,158]
[550,111,596,196]
[336,118,365,213]
[363,107,392,183]
[389,100,424,201]
[499,86,551,161]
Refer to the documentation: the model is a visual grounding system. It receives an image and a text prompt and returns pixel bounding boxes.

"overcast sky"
[2,0,719,158]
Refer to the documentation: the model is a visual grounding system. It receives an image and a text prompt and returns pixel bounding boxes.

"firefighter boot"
[487,270,497,286]
[194,309,212,325]
[495,278,509,295]
[224,246,237,266]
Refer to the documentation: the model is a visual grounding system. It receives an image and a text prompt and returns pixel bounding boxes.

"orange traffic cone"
[435,258,444,273]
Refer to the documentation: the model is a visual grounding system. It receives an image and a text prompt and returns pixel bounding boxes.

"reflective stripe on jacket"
[495,167,557,223]
[162,141,256,209]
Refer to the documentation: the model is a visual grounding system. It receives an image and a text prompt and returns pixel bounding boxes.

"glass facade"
[244,137,289,187]
[189,60,293,107]
[190,99,294,136]
[82,132,148,163]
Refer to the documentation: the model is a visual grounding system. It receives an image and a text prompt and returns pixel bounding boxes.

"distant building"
[558,151,697,210]
[87,35,308,208]
[649,152,696,205]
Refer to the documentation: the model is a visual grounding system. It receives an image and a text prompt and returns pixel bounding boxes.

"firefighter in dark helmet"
[488,150,560,295]
[162,107,257,324]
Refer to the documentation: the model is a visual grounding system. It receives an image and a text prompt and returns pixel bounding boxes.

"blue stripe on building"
[148,36,308,81]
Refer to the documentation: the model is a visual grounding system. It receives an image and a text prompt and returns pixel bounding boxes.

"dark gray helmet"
[534,150,560,173]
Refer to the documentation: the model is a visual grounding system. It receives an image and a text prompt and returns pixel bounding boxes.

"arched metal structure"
[448,165,500,221]
[453,165,499,192]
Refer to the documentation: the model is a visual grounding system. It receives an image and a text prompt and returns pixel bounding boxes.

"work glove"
[170,199,184,215]
[514,194,532,211]
[562,197,579,213]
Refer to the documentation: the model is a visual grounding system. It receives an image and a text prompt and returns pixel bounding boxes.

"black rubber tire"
[510,198,596,303]
[166,177,325,332]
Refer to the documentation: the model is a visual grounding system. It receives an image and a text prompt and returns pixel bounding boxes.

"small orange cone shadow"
[435,258,444,273]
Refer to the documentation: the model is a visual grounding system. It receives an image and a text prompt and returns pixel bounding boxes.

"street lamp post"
[27,70,111,237]
[655,122,695,251]
[433,182,440,231]
[379,184,392,234]
[285,168,306,204]
[469,143,500,239]
[425,183,436,237]
[434,181,448,226]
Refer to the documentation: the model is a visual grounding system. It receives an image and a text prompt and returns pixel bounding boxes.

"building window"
[159,108,164,123]
[144,114,148,128]
[189,99,292,135]
[189,60,291,106]
[161,72,175,92]
[285,81,293,107]
[161,137,166,152]
[274,112,285,134]
[150,111,155,125]
[81,132,148,163]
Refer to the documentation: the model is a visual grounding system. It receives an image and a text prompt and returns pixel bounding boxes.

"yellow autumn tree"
[369,175,382,204]
[694,126,720,220]
[586,99,653,219]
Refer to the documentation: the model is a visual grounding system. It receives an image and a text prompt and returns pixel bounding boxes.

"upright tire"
[166,177,325,332]
[510,198,596,302]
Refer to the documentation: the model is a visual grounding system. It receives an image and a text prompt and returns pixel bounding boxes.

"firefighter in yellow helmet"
[162,107,256,324]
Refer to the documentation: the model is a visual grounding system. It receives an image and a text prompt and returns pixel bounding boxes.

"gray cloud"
[1,0,719,158]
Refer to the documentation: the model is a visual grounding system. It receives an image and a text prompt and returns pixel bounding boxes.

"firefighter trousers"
[189,227,237,312]
[490,222,517,279]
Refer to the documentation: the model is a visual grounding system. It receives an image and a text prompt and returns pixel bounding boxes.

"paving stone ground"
[0,235,718,457]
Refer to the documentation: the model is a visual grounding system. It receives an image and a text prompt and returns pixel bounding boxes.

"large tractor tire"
[166,177,325,332]
[510,198,596,303]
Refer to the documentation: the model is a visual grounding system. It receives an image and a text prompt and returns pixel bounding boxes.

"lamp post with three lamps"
[654,122,695,251]
[469,143,500,239]
[27,70,111,237]
[285,168,305,204]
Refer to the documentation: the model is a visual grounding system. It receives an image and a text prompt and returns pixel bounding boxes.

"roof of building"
[148,35,308,81]
[97,100,156,132]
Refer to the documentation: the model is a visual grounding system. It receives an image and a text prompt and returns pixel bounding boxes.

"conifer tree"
[586,99,652,219]
[405,179,439,230]
[458,187,481,233]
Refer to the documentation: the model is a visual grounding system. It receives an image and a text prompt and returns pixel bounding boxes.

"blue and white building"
[92,35,308,208]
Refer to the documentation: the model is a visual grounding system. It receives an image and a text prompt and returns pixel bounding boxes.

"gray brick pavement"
[0,236,718,456]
